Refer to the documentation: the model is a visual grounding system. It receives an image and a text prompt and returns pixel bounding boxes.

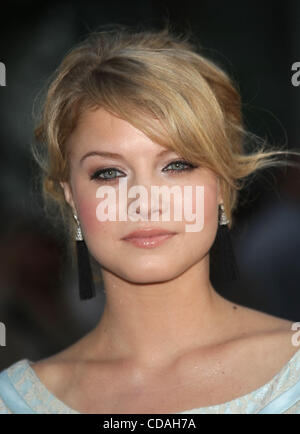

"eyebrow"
[79,148,175,165]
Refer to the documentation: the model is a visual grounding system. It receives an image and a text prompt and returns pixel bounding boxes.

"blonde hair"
[31,23,299,244]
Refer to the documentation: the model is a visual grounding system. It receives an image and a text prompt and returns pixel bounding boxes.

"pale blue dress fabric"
[1,349,300,414]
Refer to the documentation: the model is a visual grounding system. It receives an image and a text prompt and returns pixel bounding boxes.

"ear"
[60,181,76,213]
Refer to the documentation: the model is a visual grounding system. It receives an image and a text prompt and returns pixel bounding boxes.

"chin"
[118,261,186,284]
[121,273,178,285]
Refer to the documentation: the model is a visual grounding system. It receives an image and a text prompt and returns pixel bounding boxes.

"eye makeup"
[89,159,198,182]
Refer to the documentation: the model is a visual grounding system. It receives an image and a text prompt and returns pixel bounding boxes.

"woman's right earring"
[73,213,96,300]
[210,204,240,285]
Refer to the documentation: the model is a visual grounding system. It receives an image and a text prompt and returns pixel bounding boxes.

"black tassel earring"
[73,213,96,300]
[210,204,240,285]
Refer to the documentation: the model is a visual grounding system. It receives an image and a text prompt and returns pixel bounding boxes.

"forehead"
[68,106,175,156]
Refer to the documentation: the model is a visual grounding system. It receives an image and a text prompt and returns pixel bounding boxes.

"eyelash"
[90,160,197,182]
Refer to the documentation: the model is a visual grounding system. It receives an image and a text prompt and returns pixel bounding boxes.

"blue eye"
[90,167,124,181]
[90,160,197,182]
[163,160,196,173]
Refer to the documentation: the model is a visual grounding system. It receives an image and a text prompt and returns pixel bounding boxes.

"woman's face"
[61,107,221,283]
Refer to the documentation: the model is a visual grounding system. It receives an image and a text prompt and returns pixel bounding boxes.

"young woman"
[1,24,300,414]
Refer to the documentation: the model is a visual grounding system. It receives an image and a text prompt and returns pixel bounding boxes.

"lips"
[122,228,177,240]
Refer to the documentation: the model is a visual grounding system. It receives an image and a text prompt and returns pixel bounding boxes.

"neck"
[85,258,237,369]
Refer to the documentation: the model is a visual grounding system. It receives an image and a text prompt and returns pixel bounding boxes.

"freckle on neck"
[232,305,237,310]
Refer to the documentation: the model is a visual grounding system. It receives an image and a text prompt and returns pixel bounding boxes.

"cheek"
[74,185,122,247]
[203,183,218,226]
[183,181,218,259]
[189,181,218,228]
[73,184,105,236]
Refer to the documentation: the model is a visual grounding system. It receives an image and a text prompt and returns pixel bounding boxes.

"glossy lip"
[122,233,176,249]
[122,228,177,240]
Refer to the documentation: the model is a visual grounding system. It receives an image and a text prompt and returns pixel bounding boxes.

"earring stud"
[73,213,83,241]
[219,204,229,226]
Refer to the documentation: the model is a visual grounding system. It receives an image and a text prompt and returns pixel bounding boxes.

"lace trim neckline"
[8,347,300,414]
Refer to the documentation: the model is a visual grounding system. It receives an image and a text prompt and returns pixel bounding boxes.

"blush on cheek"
[190,183,218,234]
[204,185,218,224]
[78,196,120,244]
[77,197,101,234]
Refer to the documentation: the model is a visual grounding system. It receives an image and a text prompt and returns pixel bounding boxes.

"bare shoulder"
[233,302,296,333]
[228,301,299,361]
[30,346,83,398]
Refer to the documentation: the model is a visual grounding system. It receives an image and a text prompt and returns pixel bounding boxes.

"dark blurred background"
[0,0,299,370]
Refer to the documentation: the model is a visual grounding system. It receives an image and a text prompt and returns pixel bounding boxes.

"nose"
[126,167,170,222]
[127,182,162,222]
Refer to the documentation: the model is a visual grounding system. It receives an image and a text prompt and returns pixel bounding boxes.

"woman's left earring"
[73,213,96,300]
